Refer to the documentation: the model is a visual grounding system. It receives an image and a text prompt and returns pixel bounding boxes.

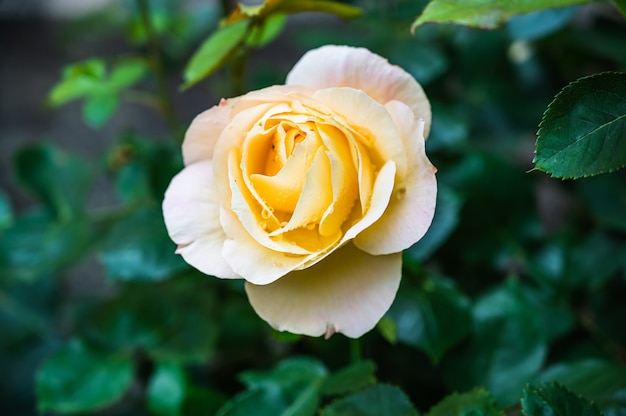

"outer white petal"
[162,161,236,278]
[245,243,402,338]
[286,45,431,136]
[355,101,437,255]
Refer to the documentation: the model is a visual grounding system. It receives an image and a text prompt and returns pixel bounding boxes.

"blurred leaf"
[425,389,504,416]
[321,384,418,416]
[0,190,13,231]
[427,104,469,153]
[274,0,362,19]
[534,72,626,179]
[182,384,228,415]
[147,362,187,416]
[183,20,249,89]
[109,58,149,89]
[536,359,626,414]
[521,382,602,416]
[387,276,471,363]
[48,59,106,106]
[36,339,133,414]
[99,205,188,281]
[616,0,626,18]
[83,93,119,129]
[412,0,589,31]
[217,357,328,416]
[506,6,577,41]
[14,143,91,220]
[0,211,91,281]
[445,279,547,406]
[246,14,287,47]
[83,277,219,364]
[390,42,448,86]
[321,360,377,396]
[377,316,398,345]
[404,186,462,263]
[577,172,626,231]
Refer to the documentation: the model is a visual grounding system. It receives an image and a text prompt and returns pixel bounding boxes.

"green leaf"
[0,211,91,281]
[506,7,577,41]
[183,19,249,89]
[321,361,377,396]
[36,339,134,414]
[217,357,328,416]
[425,389,504,416]
[521,382,602,416]
[321,384,418,416]
[14,143,91,220]
[109,58,148,89]
[99,205,188,281]
[534,72,626,179]
[412,0,589,31]
[0,190,13,231]
[275,0,362,19]
[48,59,106,106]
[387,276,471,363]
[444,279,547,406]
[246,14,287,47]
[404,186,462,262]
[536,359,626,414]
[616,0,626,18]
[147,362,187,416]
[377,316,398,345]
[83,93,119,129]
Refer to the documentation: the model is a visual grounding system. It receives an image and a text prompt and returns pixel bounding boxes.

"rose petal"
[286,45,431,136]
[245,242,402,338]
[355,101,437,255]
[312,87,408,179]
[162,161,236,278]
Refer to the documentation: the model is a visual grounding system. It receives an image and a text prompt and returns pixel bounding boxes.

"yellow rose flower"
[163,45,437,338]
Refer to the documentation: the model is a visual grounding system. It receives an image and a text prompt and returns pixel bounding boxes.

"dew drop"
[280,221,288,228]
[261,208,272,219]
[305,222,315,230]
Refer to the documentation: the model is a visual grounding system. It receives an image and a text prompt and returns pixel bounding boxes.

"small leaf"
[36,339,134,414]
[183,20,250,89]
[147,362,187,416]
[386,276,471,363]
[321,384,418,416]
[109,58,148,89]
[521,382,602,416]
[14,143,91,220]
[83,93,119,129]
[534,72,626,179]
[377,316,398,345]
[98,205,188,281]
[48,59,106,106]
[246,14,287,47]
[425,389,504,416]
[321,361,377,396]
[412,0,589,32]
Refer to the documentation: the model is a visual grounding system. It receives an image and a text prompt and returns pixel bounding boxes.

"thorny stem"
[137,0,183,141]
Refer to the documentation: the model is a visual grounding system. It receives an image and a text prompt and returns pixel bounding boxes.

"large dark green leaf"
[217,357,328,416]
[534,72,626,179]
[0,211,91,281]
[425,389,504,416]
[14,143,91,220]
[387,276,471,363]
[321,384,418,416]
[36,340,134,414]
[444,280,547,406]
[321,360,377,396]
[536,359,626,414]
[99,205,188,281]
[411,0,589,31]
[521,382,602,416]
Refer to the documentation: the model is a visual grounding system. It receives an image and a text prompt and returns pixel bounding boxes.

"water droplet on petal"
[261,208,272,219]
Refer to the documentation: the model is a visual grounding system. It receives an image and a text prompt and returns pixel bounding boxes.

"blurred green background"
[1,0,626,414]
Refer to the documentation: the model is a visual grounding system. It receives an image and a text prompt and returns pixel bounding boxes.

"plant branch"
[137,0,183,141]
